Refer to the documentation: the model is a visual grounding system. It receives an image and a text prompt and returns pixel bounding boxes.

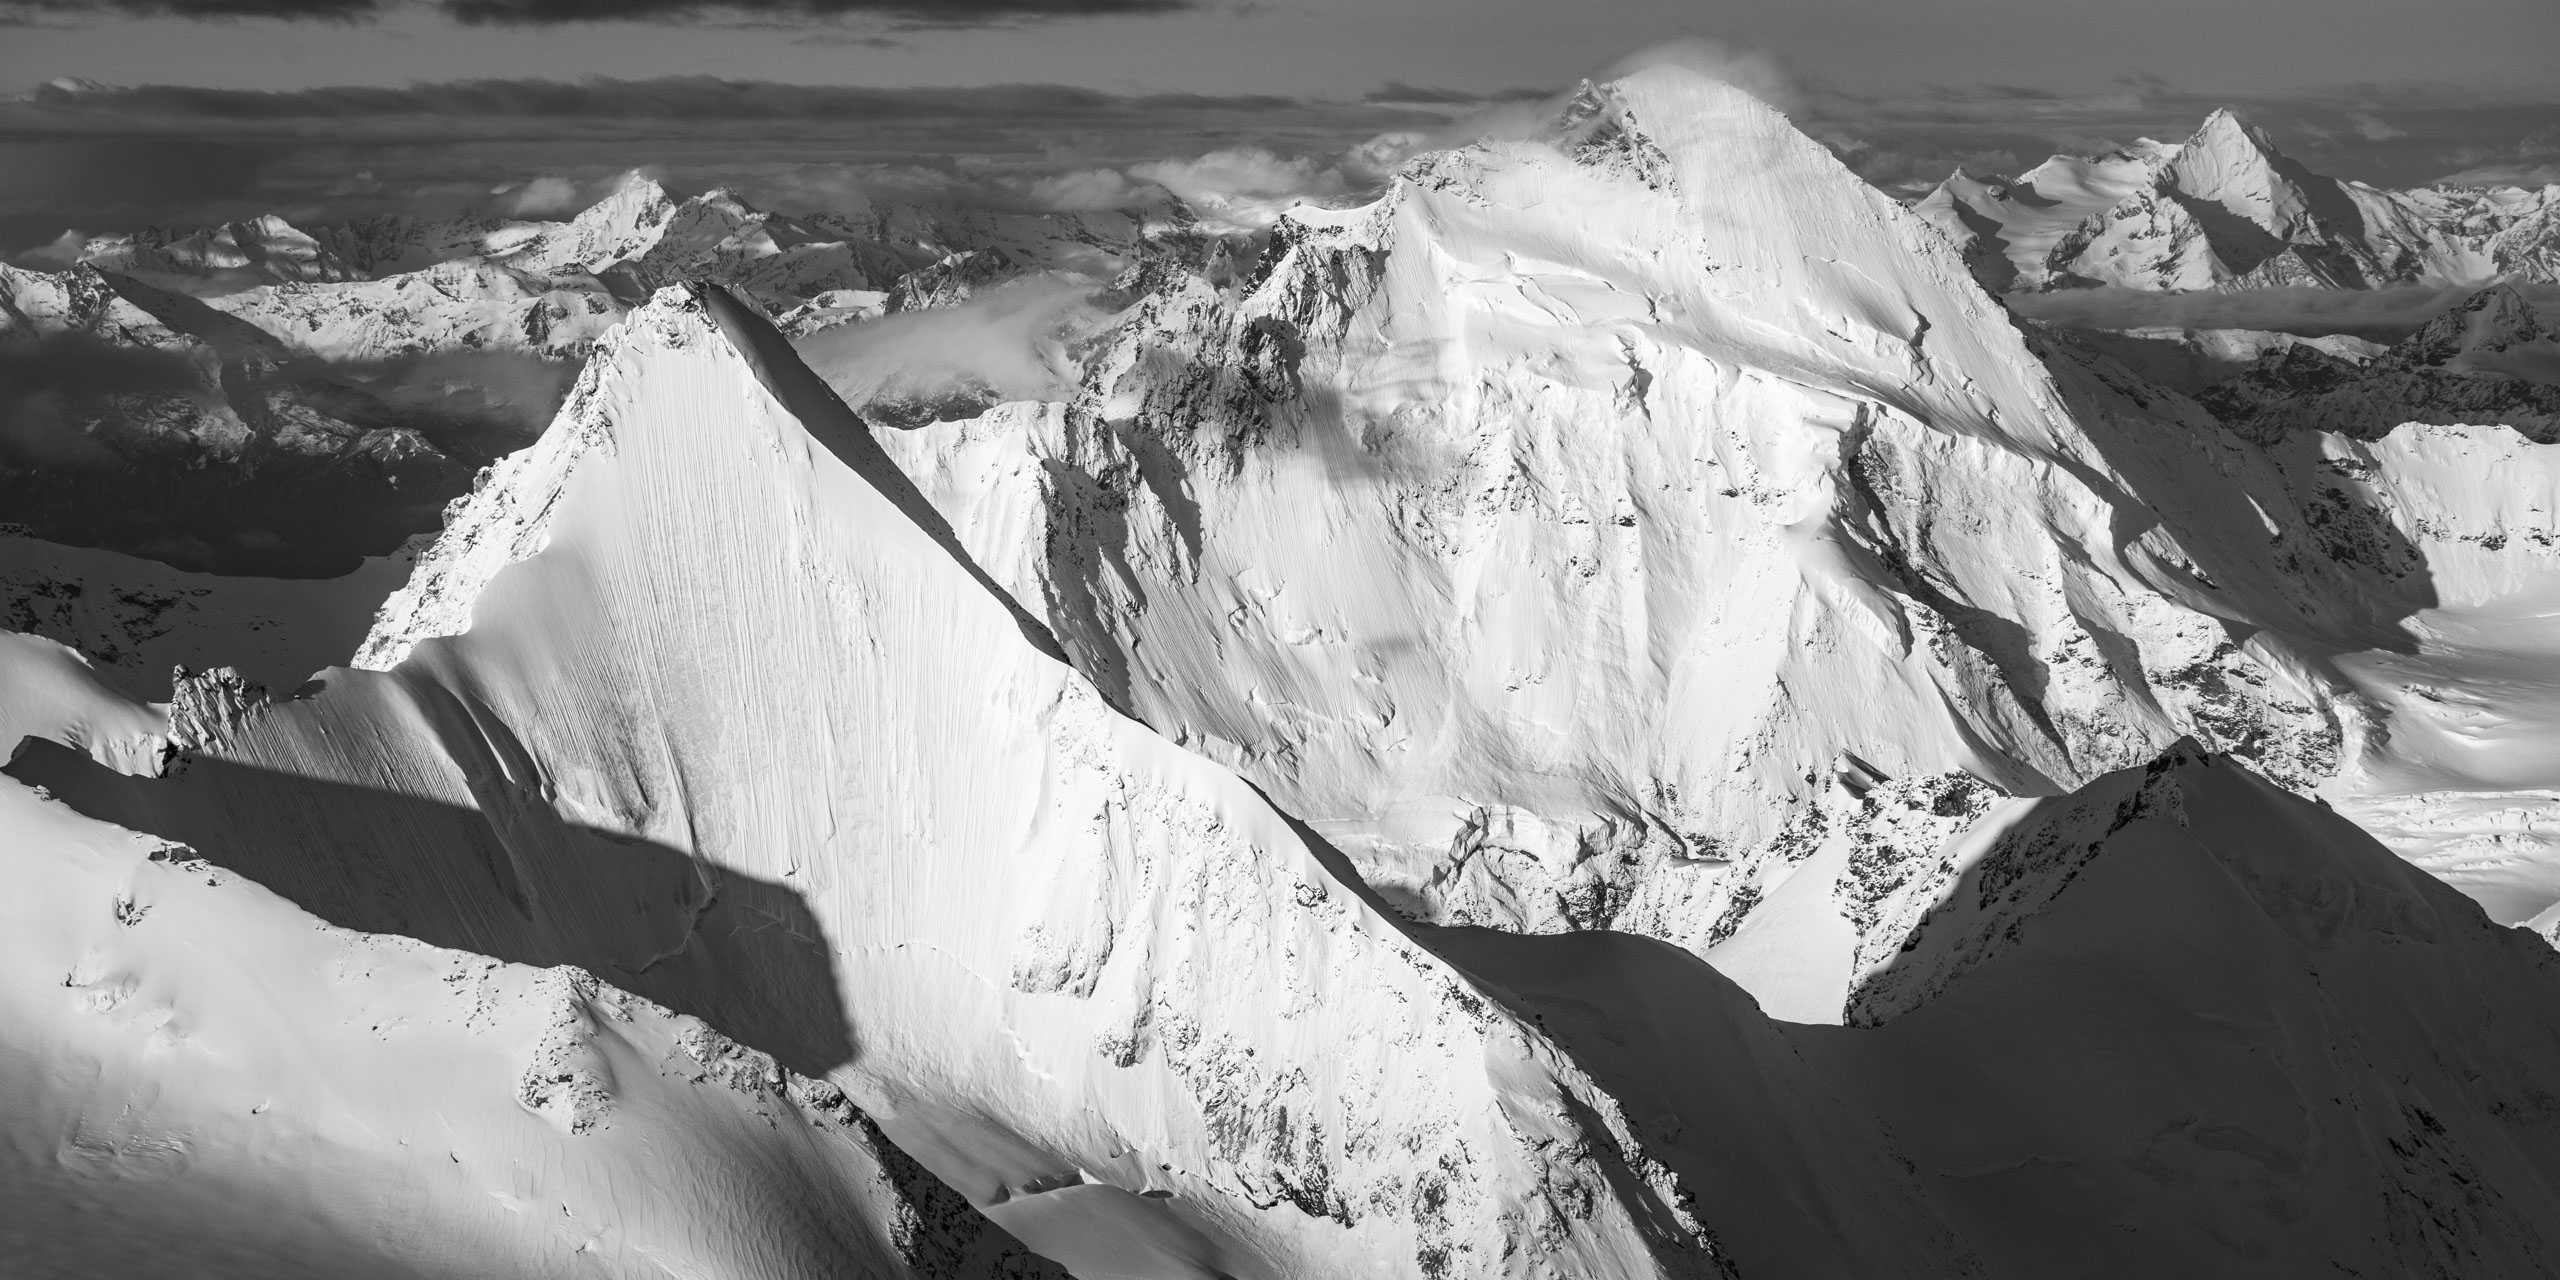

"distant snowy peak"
[1917,109,2560,293]
[66,213,368,291]
[30,170,1182,344]
[2399,280,2556,364]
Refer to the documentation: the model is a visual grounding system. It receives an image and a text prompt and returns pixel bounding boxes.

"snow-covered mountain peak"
[2402,280,2554,358]
[1553,64,1829,194]
[356,282,724,668]
[2185,106,2276,156]
[1923,109,2560,292]
[907,67,2376,942]
[2159,104,2337,243]
[75,264,1784,1277]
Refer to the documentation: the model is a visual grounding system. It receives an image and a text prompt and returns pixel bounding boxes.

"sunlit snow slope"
[19,284,1757,1280]
[10,271,2560,1277]
[859,68,2397,952]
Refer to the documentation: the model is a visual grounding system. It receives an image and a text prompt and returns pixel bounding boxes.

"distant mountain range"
[1916,108,2560,293]
[0,174,1196,574]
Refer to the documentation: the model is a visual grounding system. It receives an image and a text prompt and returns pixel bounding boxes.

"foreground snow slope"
[14,281,2560,1276]
[22,284,1769,1279]
[1501,742,2560,1278]
[0,532,410,701]
[2028,286,2560,937]
[862,67,2391,941]
[0,768,1061,1279]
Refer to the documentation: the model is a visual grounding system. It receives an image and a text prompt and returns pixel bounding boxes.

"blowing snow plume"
[1600,38,1800,114]
[792,276,1101,429]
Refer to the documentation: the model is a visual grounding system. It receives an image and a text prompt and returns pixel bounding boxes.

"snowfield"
[7,60,2560,1279]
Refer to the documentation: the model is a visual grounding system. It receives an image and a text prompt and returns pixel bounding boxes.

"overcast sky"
[3,0,2557,249]
[6,0,2556,100]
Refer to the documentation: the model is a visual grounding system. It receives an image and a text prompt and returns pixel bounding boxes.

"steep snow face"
[1918,111,2560,293]
[31,286,1761,1280]
[864,68,2370,936]
[14,264,2560,1279]
[0,766,1063,1279]
[2158,109,2336,247]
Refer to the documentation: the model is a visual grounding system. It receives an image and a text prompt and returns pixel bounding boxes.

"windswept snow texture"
[1916,109,2560,294]
[0,771,1063,1280]
[17,285,1757,1280]
[14,275,2560,1279]
[11,59,2560,1280]
[860,69,2405,951]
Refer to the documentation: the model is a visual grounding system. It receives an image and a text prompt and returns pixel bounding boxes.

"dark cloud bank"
[8,0,1185,21]
[0,75,1438,248]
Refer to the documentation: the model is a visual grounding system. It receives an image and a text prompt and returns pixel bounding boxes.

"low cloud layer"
[796,275,1098,415]
[0,336,199,470]
[9,0,373,15]
[2010,284,2560,342]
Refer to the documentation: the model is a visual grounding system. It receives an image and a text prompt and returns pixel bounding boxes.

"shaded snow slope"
[0,531,409,701]
[1734,744,2560,1276]
[0,770,1062,1280]
[1917,110,2560,293]
[2041,315,2560,936]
